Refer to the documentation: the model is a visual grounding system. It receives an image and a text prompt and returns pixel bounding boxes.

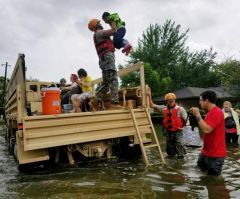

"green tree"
[215,59,240,97]
[121,20,220,96]
[130,20,188,76]
[173,48,220,89]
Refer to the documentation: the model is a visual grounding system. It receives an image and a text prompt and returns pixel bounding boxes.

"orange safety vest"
[93,34,115,58]
[163,105,184,132]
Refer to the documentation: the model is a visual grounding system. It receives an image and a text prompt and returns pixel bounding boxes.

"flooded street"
[1,126,240,199]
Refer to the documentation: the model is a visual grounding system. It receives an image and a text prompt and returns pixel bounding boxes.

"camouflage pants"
[96,69,119,103]
[166,131,186,157]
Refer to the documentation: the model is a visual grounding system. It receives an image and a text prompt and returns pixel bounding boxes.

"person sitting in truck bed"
[58,78,67,89]
[71,68,92,112]
[61,74,82,105]
[58,78,68,95]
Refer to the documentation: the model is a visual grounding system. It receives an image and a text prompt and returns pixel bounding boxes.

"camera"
[187,109,193,116]
[186,109,198,129]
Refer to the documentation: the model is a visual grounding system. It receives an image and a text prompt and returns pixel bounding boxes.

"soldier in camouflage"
[88,18,122,109]
[150,92,187,159]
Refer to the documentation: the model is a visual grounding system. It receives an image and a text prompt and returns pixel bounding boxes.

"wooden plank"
[24,118,150,138]
[24,116,149,134]
[25,113,132,128]
[23,109,147,129]
[92,62,141,85]
[5,92,17,108]
[25,116,150,133]
[5,103,17,113]
[139,63,146,106]
[23,108,144,121]
[24,126,138,151]
[144,144,158,149]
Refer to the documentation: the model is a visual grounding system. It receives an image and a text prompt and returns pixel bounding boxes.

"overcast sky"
[1,0,240,83]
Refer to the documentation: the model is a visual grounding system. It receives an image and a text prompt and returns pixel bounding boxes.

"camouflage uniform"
[165,131,186,157]
[96,53,119,103]
[94,29,119,104]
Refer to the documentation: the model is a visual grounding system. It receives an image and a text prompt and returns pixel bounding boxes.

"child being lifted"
[102,12,132,56]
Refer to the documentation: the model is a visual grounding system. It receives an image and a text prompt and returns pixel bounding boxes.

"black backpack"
[225,116,236,129]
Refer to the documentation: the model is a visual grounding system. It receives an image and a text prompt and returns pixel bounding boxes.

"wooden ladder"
[130,107,166,166]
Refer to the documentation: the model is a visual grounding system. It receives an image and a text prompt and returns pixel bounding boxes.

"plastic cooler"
[41,87,61,115]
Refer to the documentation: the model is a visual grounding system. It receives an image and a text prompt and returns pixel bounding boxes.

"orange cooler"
[41,87,61,115]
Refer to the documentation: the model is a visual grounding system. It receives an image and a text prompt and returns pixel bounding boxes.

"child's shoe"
[122,44,132,56]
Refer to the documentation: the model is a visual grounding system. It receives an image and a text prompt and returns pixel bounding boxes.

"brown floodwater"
[0,126,240,199]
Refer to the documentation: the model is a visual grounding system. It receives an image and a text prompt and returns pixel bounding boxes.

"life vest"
[163,105,184,132]
[93,33,115,58]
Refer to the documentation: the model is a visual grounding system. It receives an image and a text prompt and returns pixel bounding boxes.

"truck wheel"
[43,161,51,170]
[17,163,26,173]
[5,128,11,142]
[9,136,15,154]
[13,143,18,161]
[8,138,12,153]
[5,128,8,141]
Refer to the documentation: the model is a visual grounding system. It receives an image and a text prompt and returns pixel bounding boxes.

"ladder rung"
[144,144,158,149]
[138,125,152,129]
[147,163,154,166]
[142,138,152,143]
[142,131,153,134]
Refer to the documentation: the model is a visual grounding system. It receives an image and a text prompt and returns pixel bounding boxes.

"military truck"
[4,54,165,171]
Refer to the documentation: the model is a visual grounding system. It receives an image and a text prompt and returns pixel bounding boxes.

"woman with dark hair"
[71,69,92,112]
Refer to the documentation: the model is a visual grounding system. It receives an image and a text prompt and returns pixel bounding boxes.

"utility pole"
[1,62,10,119]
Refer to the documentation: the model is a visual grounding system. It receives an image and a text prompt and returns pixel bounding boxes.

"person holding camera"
[151,92,187,159]
[191,90,226,176]
[222,101,240,148]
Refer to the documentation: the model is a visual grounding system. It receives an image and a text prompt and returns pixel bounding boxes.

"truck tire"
[14,143,18,161]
